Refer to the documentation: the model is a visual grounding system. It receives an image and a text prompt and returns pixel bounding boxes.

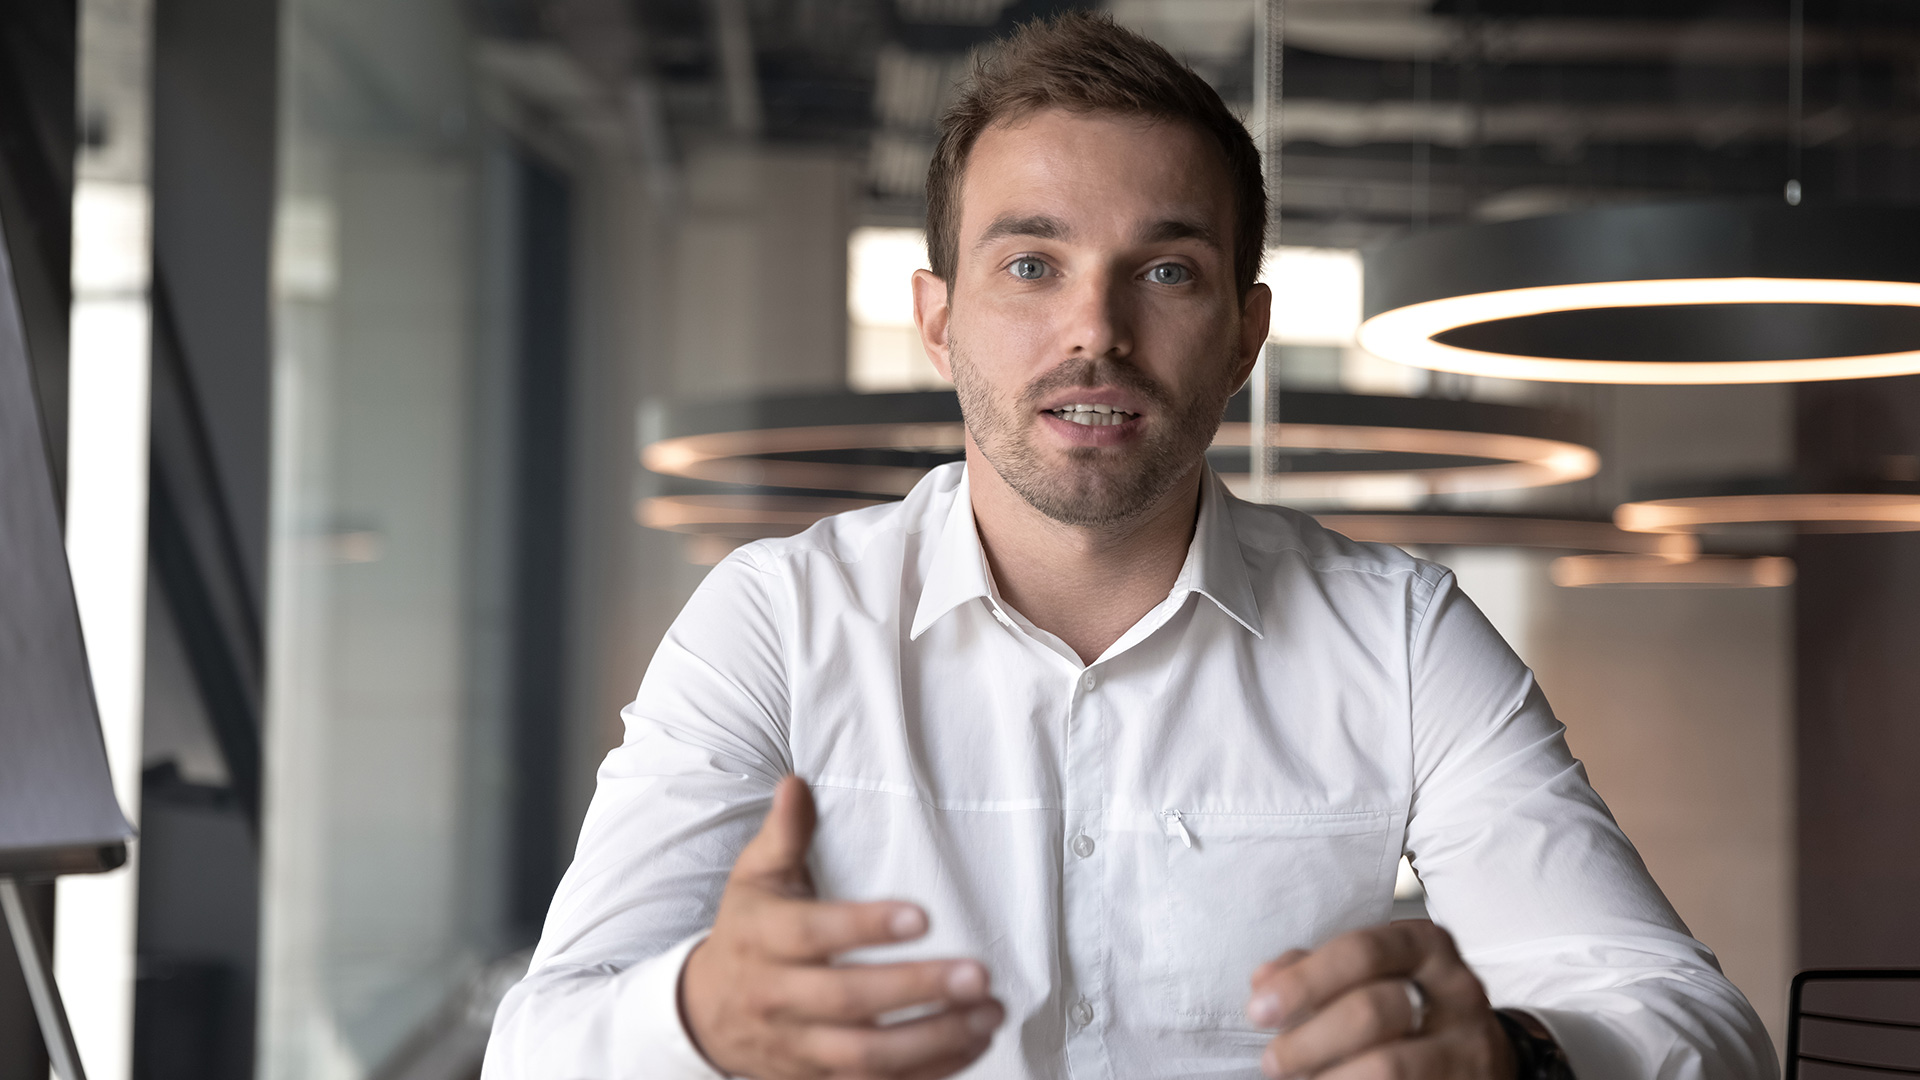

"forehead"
[956,109,1235,246]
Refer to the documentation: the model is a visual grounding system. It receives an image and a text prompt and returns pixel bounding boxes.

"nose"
[1060,267,1134,363]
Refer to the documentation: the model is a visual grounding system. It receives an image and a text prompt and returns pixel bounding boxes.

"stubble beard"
[949,334,1238,530]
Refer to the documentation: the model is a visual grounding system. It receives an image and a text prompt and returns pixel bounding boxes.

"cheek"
[1138,309,1241,391]
[954,304,1053,376]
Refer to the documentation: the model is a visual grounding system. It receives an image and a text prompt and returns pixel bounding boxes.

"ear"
[913,268,955,382]
[1232,282,1273,390]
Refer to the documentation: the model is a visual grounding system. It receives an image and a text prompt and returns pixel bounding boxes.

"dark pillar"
[0,4,74,1078]
[134,0,279,1076]
[1795,374,1920,968]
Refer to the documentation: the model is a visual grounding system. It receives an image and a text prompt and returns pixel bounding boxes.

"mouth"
[1044,403,1141,427]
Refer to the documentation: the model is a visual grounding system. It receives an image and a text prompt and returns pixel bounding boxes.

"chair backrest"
[1787,970,1920,1080]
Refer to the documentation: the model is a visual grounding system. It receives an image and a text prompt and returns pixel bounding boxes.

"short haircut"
[926,11,1268,297]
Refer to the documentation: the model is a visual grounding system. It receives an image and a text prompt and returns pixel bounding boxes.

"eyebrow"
[973,213,1069,252]
[971,213,1223,253]
[1139,218,1222,249]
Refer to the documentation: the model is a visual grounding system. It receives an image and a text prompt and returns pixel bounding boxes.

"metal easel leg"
[0,877,88,1080]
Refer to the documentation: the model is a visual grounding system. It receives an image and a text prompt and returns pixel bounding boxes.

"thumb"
[732,774,817,897]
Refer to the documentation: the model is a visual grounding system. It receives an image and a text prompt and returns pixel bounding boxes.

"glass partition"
[261,1,525,1072]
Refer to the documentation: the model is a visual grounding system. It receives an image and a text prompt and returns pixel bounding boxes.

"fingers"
[1248,923,1445,1029]
[1259,979,1418,1078]
[796,998,1005,1079]
[693,775,1003,1079]
[732,775,819,897]
[771,959,991,1023]
[1309,1036,1447,1080]
[755,895,930,962]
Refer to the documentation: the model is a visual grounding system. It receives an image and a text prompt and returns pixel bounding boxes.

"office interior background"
[2,0,1919,1077]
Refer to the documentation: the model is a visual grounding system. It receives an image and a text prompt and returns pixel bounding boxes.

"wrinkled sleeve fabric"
[481,549,792,1080]
[1404,568,1776,1080]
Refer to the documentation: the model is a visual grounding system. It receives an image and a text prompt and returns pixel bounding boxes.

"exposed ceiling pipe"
[534,0,681,203]
[1108,0,1919,66]
[1284,7,1911,65]
[707,0,764,138]
[1280,99,1874,151]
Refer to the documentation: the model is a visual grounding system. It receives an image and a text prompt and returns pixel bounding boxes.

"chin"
[1016,462,1177,528]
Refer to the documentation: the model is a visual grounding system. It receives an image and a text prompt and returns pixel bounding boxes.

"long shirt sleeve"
[1406,573,1776,1079]
[483,553,790,1080]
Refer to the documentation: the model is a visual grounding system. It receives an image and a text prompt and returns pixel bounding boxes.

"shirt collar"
[1186,467,1264,638]
[908,464,1264,641]
[908,465,996,640]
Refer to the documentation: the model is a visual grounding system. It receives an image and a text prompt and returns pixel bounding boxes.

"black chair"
[1787,970,1920,1079]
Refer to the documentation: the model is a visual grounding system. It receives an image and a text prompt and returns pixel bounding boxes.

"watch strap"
[1495,1008,1576,1080]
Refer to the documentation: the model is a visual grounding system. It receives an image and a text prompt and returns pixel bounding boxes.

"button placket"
[1059,659,1113,1075]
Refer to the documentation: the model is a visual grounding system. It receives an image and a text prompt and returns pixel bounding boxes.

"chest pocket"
[1148,810,1397,1030]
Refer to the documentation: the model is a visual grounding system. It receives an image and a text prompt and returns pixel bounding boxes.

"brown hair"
[925,11,1268,297]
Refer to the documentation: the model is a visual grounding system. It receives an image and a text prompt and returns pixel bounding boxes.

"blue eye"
[1011,258,1047,280]
[1147,264,1191,285]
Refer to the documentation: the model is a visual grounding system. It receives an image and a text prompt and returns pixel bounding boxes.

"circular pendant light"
[638,497,1689,568]
[1549,554,1796,589]
[1313,511,1692,559]
[639,389,1598,503]
[1614,477,1920,534]
[1358,203,1920,385]
[1314,512,1797,590]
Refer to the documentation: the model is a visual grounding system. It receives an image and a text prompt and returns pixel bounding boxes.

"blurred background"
[3,0,1919,1078]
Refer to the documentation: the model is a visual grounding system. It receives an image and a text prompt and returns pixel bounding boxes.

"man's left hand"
[1245,920,1516,1080]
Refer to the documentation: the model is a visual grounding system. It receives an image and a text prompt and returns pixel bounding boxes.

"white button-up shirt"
[484,463,1774,1080]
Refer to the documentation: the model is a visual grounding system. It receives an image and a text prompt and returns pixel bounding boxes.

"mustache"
[1016,358,1173,411]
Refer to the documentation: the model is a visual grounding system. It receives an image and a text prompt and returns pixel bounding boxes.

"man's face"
[914,108,1271,529]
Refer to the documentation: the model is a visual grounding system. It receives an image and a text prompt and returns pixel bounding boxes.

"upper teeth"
[1053,403,1134,426]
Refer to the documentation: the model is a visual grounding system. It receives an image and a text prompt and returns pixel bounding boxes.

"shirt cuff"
[616,931,728,1080]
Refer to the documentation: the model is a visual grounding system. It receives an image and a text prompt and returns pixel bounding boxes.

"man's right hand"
[680,776,1004,1079]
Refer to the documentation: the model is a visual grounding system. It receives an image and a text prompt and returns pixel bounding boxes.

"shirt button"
[1082,672,1096,690]
[1071,833,1096,858]
[1070,999,1094,1027]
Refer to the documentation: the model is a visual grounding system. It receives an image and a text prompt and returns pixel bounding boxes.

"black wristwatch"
[1496,1008,1577,1080]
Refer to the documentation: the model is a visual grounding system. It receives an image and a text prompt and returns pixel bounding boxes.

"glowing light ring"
[1358,277,1920,385]
[641,422,965,496]
[638,500,1684,571]
[1615,492,1920,534]
[1550,554,1797,589]
[1316,514,1695,557]
[642,420,1598,500]
[638,493,886,535]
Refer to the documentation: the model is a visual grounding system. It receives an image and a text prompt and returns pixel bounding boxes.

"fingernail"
[889,906,926,939]
[967,1005,1000,1036]
[946,962,986,999]
[1260,1048,1283,1079]
[1247,993,1284,1028]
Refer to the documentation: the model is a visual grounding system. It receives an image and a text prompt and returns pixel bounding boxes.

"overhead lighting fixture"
[1550,554,1796,589]
[1315,512,1694,558]
[639,389,1599,504]
[638,498,1691,567]
[638,493,889,565]
[638,493,885,537]
[1358,203,1920,384]
[1614,478,1920,535]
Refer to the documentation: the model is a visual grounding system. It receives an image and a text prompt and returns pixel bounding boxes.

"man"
[485,14,1773,1080]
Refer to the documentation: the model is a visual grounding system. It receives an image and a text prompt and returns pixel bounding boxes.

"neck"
[967,447,1203,665]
